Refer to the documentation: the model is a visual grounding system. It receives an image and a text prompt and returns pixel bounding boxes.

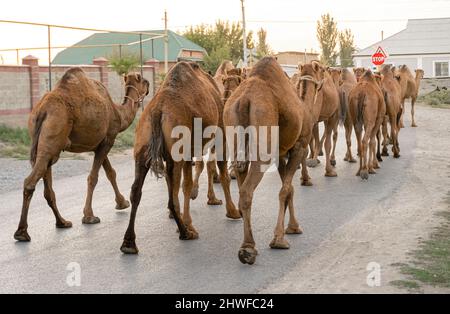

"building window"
[435,61,449,77]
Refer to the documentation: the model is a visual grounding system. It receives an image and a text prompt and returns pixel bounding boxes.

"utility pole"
[241,0,248,67]
[164,10,169,74]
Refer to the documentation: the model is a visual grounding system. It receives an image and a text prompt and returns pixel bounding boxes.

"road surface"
[0,105,448,293]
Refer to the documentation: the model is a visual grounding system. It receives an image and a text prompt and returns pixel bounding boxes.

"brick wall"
[0,56,155,127]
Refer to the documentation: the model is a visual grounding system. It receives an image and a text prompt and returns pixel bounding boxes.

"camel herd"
[13,57,423,265]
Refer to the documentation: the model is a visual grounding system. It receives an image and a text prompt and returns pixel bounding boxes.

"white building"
[353,18,450,78]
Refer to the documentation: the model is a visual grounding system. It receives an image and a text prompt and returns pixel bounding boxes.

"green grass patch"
[391,280,420,290]
[418,89,450,108]
[112,118,137,152]
[0,124,31,159]
[391,208,450,290]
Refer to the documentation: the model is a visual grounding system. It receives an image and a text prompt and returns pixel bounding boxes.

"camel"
[380,65,402,158]
[353,67,366,82]
[191,72,243,205]
[14,68,150,242]
[396,65,424,127]
[120,61,241,255]
[348,70,386,180]
[224,57,313,265]
[214,60,235,95]
[301,62,340,178]
[339,68,358,163]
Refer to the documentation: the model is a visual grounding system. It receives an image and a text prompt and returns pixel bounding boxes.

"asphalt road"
[0,106,425,293]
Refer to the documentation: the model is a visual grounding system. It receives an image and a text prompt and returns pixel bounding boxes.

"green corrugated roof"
[52,30,206,65]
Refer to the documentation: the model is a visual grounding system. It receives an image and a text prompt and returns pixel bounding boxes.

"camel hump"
[249,56,283,79]
[59,67,88,86]
[165,61,197,88]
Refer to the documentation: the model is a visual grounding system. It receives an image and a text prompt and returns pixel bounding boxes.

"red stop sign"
[372,46,387,66]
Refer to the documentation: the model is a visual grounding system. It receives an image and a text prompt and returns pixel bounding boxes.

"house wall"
[354,54,450,78]
[275,52,319,66]
[0,57,155,127]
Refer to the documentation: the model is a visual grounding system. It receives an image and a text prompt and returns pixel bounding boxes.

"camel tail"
[355,92,366,133]
[339,90,347,126]
[146,109,166,178]
[30,112,47,166]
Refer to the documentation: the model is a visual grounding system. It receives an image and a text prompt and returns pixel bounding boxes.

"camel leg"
[411,98,418,127]
[206,161,222,206]
[44,167,72,228]
[390,114,400,158]
[318,129,326,157]
[344,119,356,163]
[369,135,378,174]
[191,160,204,200]
[376,129,383,164]
[168,161,196,240]
[360,124,374,180]
[182,161,198,238]
[324,117,337,177]
[14,156,52,241]
[306,124,320,167]
[300,140,313,187]
[217,160,241,219]
[102,157,130,210]
[82,141,112,224]
[381,117,389,157]
[399,101,405,128]
[330,125,338,167]
[120,158,149,254]
[238,161,267,265]
[354,127,363,177]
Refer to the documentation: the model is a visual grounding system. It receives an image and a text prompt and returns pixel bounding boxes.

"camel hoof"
[349,158,357,163]
[381,150,389,157]
[56,220,73,229]
[318,151,324,157]
[230,173,237,180]
[325,171,337,177]
[207,198,223,206]
[14,229,31,242]
[226,210,242,220]
[360,170,369,180]
[238,247,258,265]
[179,227,199,240]
[377,155,383,162]
[369,169,377,174]
[394,154,400,159]
[82,216,101,224]
[120,239,139,255]
[213,176,221,184]
[301,180,313,187]
[190,187,199,200]
[306,159,319,168]
[330,160,337,167]
[115,200,130,210]
[270,237,290,250]
[411,124,418,128]
[285,225,303,235]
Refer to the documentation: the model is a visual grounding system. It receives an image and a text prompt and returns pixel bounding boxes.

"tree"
[339,29,356,67]
[256,28,271,58]
[108,51,140,76]
[317,13,338,66]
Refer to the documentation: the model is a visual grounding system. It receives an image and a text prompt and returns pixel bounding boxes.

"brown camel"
[302,62,340,178]
[353,67,366,82]
[339,68,358,163]
[214,60,235,95]
[224,57,313,265]
[191,72,243,205]
[396,65,423,127]
[120,61,241,255]
[14,68,150,242]
[380,65,402,158]
[348,70,386,180]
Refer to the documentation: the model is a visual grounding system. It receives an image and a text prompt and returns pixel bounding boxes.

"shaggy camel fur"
[396,65,424,127]
[339,68,358,163]
[380,65,402,158]
[224,57,313,265]
[120,62,241,255]
[349,70,386,180]
[302,62,340,178]
[14,68,149,242]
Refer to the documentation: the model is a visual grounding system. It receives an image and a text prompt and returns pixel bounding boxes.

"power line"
[247,18,408,24]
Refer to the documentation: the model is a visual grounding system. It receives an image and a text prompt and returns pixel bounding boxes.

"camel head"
[123,72,150,105]
[415,69,424,79]
[222,75,242,100]
[341,68,356,83]
[327,67,343,86]
[297,61,325,101]
[353,67,366,82]
[226,68,243,77]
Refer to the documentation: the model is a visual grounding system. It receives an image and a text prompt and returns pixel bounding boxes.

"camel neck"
[117,87,140,132]
[415,75,422,93]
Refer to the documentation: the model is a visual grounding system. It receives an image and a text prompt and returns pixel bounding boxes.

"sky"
[1,0,450,64]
